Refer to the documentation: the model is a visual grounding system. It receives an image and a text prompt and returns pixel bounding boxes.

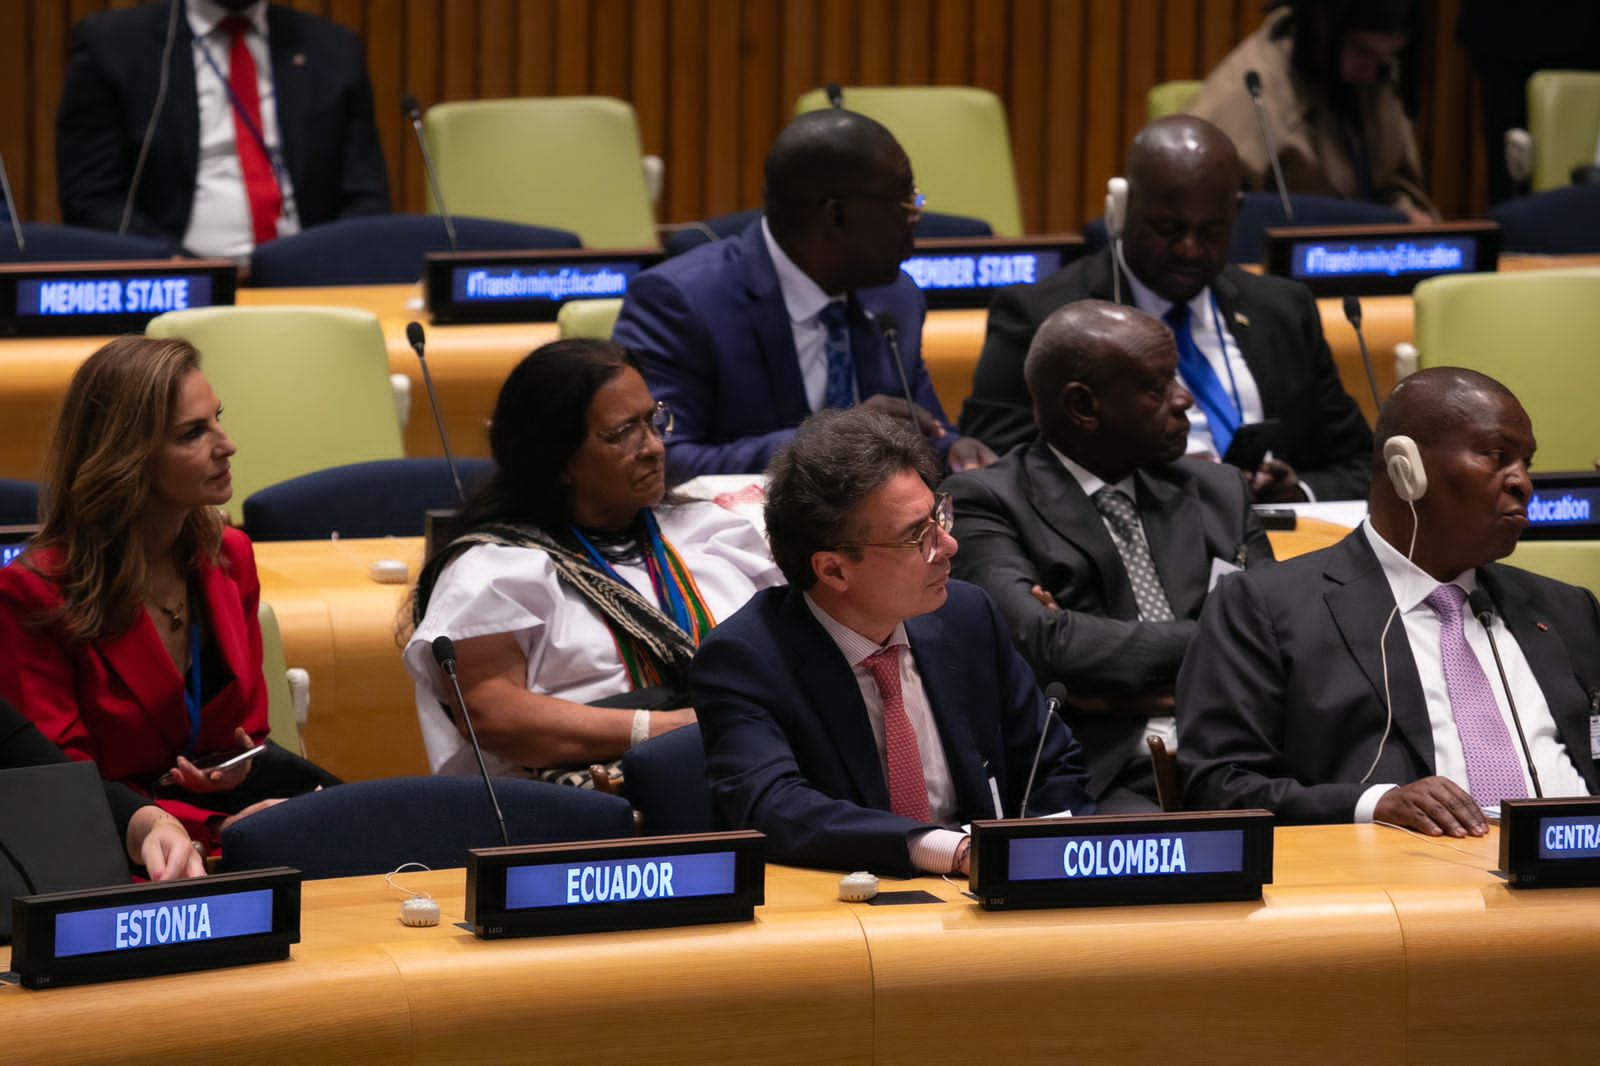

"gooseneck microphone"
[120,0,183,237]
[1467,588,1543,799]
[825,83,845,109]
[403,94,458,252]
[432,636,510,847]
[0,149,23,254]
[407,321,466,502]
[1243,70,1294,224]
[1342,295,1385,415]
[875,312,922,434]
[1021,682,1069,819]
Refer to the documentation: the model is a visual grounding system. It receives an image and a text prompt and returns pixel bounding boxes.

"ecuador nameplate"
[1261,221,1498,297]
[11,868,301,989]
[1500,797,1600,888]
[425,248,661,324]
[466,830,764,939]
[0,259,237,337]
[970,811,1274,910]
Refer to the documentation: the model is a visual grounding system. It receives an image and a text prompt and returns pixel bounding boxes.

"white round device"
[838,871,880,902]
[369,559,411,584]
[400,897,440,927]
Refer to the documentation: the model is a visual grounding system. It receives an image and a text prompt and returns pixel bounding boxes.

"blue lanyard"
[568,512,693,634]
[192,26,296,208]
[183,619,203,757]
[1205,291,1246,421]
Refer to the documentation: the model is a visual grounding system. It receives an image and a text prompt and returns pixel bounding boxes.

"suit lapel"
[1022,442,1139,618]
[97,614,189,755]
[906,608,989,819]
[1210,268,1283,419]
[778,591,890,808]
[196,559,249,701]
[739,224,813,425]
[266,6,309,191]
[1323,531,1436,770]
[1135,468,1208,619]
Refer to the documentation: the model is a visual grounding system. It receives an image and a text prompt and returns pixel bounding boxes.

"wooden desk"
[6,827,1596,1064]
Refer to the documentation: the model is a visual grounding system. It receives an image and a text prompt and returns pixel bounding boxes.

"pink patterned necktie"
[1423,584,1528,805]
[861,646,932,822]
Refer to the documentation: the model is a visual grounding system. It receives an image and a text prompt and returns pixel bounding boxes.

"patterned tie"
[223,17,283,247]
[1423,584,1529,805]
[861,646,933,822]
[819,301,855,410]
[1163,302,1240,456]
[1092,487,1176,622]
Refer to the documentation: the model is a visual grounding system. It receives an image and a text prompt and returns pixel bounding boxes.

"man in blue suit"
[613,109,995,484]
[691,408,1092,876]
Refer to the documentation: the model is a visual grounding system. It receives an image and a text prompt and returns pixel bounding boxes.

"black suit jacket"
[690,581,1094,876]
[945,445,1273,797]
[1177,530,1600,822]
[959,248,1373,501]
[56,2,391,246]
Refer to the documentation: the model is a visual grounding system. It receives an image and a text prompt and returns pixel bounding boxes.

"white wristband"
[630,709,652,749]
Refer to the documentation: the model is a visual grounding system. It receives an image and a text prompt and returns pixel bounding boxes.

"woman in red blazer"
[0,336,320,851]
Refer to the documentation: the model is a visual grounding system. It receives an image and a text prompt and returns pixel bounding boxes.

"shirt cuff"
[1298,479,1317,503]
[910,828,968,874]
[1355,783,1396,823]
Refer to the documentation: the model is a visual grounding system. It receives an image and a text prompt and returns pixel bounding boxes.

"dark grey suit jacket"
[959,248,1374,501]
[945,444,1273,798]
[1177,530,1600,822]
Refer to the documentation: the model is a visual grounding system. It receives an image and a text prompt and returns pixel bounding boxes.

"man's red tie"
[862,646,933,823]
[223,17,282,246]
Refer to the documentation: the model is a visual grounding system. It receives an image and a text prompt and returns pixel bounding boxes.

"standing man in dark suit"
[613,109,995,484]
[691,408,1091,876]
[1179,368,1600,834]
[56,0,391,258]
[946,301,1273,811]
[961,116,1371,502]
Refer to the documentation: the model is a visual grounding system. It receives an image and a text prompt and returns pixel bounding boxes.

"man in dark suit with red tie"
[691,407,1092,876]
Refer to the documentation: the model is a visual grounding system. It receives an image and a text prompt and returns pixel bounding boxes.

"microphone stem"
[1480,620,1544,799]
[1248,95,1294,224]
[414,345,466,501]
[443,663,510,846]
[409,114,458,252]
[1351,326,1383,416]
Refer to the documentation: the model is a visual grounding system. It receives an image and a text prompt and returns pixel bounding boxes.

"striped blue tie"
[1164,302,1239,456]
[820,301,855,409]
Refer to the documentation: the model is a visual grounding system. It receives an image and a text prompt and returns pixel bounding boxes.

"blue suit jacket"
[612,221,956,483]
[690,581,1095,876]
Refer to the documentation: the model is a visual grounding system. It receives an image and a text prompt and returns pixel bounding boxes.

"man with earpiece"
[961,116,1372,504]
[1177,368,1600,834]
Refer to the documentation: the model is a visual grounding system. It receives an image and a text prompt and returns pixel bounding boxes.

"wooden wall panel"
[7,0,1484,235]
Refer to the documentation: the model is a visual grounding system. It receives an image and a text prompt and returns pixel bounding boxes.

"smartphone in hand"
[157,744,266,787]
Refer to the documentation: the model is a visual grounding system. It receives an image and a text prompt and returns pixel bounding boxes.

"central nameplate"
[969,811,1274,910]
[1499,797,1600,888]
[466,830,764,939]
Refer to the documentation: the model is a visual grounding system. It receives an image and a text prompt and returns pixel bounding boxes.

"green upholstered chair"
[1147,80,1203,122]
[1412,269,1600,474]
[258,601,308,757]
[1505,541,1600,601]
[146,307,404,523]
[557,297,623,340]
[423,97,659,249]
[1527,71,1600,192]
[794,86,1024,237]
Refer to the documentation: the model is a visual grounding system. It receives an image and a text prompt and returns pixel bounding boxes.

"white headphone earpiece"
[1105,177,1129,242]
[1383,435,1427,502]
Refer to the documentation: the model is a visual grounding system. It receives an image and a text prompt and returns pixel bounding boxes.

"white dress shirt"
[183,0,300,258]
[1354,520,1590,821]
[803,594,967,874]
[761,218,852,412]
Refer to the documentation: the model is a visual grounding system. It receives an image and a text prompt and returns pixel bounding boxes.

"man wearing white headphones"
[1176,368,1600,833]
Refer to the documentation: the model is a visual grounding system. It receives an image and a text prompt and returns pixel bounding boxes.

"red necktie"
[862,647,933,823]
[223,17,282,247]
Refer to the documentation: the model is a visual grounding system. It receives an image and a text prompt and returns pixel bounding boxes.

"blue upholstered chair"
[1489,184,1600,254]
[242,457,494,541]
[0,223,172,264]
[1082,192,1407,264]
[0,479,39,526]
[217,776,636,878]
[620,724,716,836]
[662,208,993,258]
[247,214,581,287]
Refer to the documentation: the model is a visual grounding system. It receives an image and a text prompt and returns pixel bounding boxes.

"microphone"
[402,94,458,252]
[0,150,23,254]
[1342,296,1385,415]
[875,312,922,435]
[120,0,183,237]
[432,636,510,846]
[1021,682,1069,819]
[407,321,466,502]
[1243,70,1294,224]
[825,83,844,109]
[1467,588,1543,799]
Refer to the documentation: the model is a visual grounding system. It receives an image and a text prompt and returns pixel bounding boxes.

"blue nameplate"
[425,248,662,324]
[970,811,1274,910]
[0,524,33,568]
[0,259,237,338]
[901,236,1086,310]
[12,867,301,989]
[1520,472,1600,541]
[466,830,764,939]
[1500,797,1600,888]
[1261,222,1498,297]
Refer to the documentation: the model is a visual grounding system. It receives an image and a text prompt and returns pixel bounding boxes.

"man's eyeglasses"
[596,401,673,452]
[833,492,953,564]
[831,186,926,223]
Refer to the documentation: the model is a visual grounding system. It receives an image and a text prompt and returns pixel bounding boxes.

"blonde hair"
[33,335,224,640]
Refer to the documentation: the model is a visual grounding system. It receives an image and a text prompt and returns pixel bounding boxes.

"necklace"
[150,596,185,633]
